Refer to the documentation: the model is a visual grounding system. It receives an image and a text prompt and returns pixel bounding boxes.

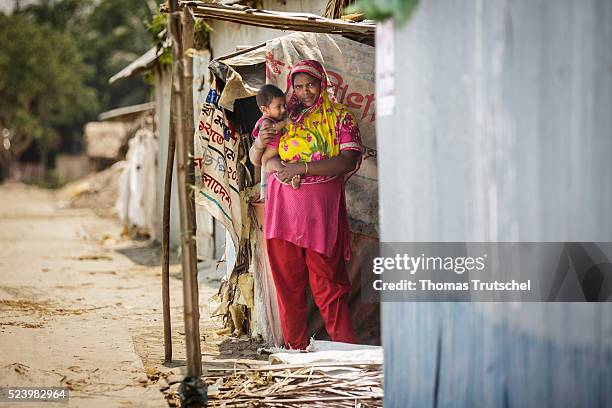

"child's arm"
[269,118,290,134]
[256,119,289,169]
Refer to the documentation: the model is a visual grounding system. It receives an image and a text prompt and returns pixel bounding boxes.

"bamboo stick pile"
[171,362,383,407]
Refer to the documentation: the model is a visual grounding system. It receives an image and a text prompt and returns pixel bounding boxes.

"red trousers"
[266,238,357,349]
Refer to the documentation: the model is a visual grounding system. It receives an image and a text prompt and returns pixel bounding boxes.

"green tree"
[15,0,93,32]
[77,0,158,110]
[17,0,159,146]
[0,12,97,177]
[0,0,161,181]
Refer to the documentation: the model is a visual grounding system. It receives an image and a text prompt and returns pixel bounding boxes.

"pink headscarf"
[281,59,362,182]
[285,60,334,121]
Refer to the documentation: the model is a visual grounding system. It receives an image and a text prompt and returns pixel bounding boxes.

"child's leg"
[289,160,301,189]
[290,175,301,189]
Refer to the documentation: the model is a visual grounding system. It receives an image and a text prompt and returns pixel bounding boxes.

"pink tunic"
[262,112,362,260]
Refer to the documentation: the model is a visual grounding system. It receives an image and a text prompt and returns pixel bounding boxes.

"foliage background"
[0,0,162,176]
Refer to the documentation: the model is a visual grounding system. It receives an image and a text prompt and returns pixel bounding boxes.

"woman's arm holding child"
[249,120,278,167]
[251,120,289,169]
[276,151,360,182]
[277,112,361,182]
[263,148,282,173]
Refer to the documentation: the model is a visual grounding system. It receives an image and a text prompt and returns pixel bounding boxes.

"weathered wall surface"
[154,65,181,247]
[208,0,327,58]
[377,0,612,406]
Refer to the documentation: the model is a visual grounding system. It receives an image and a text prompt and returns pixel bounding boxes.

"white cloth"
[269,340,382,366]
[115,128,158,236]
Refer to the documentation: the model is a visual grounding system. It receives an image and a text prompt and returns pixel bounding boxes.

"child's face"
[261,96,286,120]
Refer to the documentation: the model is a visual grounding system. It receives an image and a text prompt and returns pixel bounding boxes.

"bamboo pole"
[179,2,203,380]
[169,0,203,383]
[182,6,196,236]
[161,73,175,362]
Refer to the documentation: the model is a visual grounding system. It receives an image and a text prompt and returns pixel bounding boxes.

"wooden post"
[161,94,175,363]
[168,0,203,384]
[180,2,203,377]
[182,8,196,225]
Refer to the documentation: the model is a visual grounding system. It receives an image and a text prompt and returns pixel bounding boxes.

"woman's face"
[292,73,321,108]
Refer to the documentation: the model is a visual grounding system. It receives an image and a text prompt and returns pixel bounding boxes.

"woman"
[254,60,362,350]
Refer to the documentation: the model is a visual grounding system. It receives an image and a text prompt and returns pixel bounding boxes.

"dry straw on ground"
[165,362,382,407]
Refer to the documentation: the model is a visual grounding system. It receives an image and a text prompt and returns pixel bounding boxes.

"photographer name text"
[373,279,531,292]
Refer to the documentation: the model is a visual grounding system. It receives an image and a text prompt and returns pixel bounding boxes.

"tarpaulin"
[115,127,159,237]
[193,86,242,247]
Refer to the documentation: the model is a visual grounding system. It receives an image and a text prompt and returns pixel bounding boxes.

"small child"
[250,84,300,189]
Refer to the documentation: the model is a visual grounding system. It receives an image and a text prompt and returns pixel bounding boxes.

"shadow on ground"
[115,241,180,267]
[216,337,267,361]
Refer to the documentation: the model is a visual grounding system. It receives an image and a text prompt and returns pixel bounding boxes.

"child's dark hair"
[256,84,285,107]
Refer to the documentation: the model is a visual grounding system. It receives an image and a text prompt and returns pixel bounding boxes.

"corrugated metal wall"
[377,0,612,406]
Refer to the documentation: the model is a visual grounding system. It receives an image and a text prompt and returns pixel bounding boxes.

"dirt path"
[0,182,240,407]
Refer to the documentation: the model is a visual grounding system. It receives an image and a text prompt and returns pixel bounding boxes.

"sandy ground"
[0,182,262,407]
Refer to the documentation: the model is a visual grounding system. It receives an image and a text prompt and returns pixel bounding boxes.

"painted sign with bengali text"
[194,88,242,246]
